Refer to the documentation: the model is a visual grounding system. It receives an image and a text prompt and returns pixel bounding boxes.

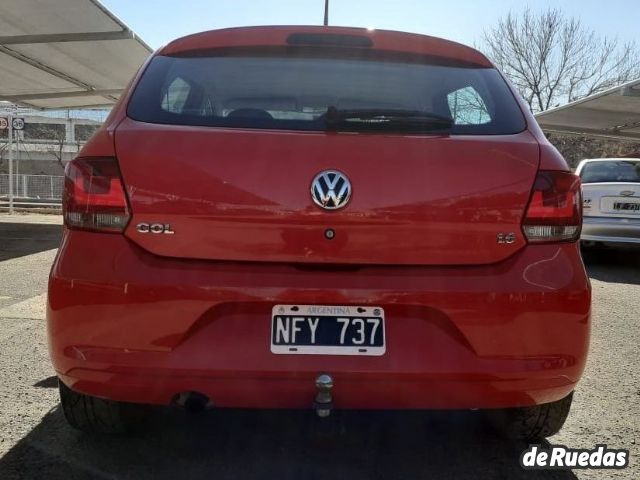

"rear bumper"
[581,216,640,244]
[48,231,591,410]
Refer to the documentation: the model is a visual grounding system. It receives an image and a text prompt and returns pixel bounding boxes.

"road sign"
[0,117,8,130]
[11,118,25,130]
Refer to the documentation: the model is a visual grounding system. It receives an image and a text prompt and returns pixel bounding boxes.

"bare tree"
[43,130,66,169]
[481,8,640,112]
[23,123,68,169]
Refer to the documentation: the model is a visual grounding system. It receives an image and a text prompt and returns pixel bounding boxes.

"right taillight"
[63,157,130,233]
[522,170,582,243]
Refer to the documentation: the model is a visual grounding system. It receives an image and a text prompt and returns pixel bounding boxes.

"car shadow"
[582,245,640,285]
[33,376,59,389]
[0,222,62,261]
[0,407,578,480]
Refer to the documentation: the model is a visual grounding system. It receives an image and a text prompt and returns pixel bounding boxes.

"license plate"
[271,304,385,356]
[614,201,640,211]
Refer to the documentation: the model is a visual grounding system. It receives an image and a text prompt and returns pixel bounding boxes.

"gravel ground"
[0,214,638,479]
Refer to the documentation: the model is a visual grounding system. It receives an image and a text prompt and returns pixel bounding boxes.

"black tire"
[488,392,574,440]
[58,379,145,434]
[580,241,606,254]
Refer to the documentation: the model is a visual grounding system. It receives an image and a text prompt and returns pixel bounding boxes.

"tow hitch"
[313,373,334,417]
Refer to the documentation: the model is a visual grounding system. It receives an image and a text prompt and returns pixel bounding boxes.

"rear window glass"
[580,161,640,183]
[128,53,526,135]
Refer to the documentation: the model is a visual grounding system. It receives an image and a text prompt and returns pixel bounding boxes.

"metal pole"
[8,113,13,214]
[324,0,329,26]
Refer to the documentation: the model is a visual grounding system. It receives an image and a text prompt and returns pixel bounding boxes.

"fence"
[0,174,63,209]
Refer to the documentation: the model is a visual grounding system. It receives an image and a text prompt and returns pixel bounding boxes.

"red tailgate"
[115,119,539,265]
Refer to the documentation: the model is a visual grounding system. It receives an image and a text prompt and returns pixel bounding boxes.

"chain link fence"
[0,174,63,209]
[0,103,108,211]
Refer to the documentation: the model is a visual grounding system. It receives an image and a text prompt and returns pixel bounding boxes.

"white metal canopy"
[535,78,640,141]
[0,0,152,109]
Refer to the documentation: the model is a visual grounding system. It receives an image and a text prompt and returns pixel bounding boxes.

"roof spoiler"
[286,33,373,48]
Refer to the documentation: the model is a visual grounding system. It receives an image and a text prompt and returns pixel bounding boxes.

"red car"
[48,26,590,438]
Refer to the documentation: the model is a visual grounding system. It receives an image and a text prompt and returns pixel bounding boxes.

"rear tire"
[580,240,605,253]
[58,379,145,434]
[488,392,573,440]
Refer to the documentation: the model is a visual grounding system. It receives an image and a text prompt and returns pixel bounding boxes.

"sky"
[100,0,639,50]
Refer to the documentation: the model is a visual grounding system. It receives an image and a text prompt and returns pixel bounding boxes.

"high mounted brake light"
[286,33,374,48]
[522,171,582,243]
[63,157,130,233]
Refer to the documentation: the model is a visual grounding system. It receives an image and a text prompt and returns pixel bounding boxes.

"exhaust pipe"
[313,373,334,417]
[173,391,211,413]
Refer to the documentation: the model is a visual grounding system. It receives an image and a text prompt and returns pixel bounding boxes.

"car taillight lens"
[522,171,582,243]
[63,157,130,233]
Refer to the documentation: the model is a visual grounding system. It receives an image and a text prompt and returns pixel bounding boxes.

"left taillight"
[63,156,130,233]
[522,170,582,243]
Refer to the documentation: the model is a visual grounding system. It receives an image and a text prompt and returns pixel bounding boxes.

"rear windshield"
[128,52,526,135]
[580,161,640,183]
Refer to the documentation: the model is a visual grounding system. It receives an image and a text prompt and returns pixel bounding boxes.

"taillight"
[522,171,582,243]
[63,157,130,233]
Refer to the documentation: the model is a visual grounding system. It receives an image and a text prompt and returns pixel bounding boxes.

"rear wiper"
[323,107,454,131]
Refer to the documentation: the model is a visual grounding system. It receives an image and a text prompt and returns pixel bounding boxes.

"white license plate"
[270,304,386,356]
[602,196,640,214]
[614,201,640,211]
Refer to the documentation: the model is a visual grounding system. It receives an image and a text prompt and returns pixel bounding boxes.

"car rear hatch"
[582,183,640,217]
[580,160,640,218]
[116,37,539,266]
[116,124,538,265]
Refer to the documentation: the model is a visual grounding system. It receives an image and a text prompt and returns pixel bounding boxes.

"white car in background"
[576,158,640,246]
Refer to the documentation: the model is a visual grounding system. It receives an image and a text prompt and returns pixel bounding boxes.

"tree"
[23,122,70,169]
[481,8,640,112]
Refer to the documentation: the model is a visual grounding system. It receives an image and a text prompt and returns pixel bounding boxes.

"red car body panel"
[115,120,539,265]
[49,233,589,409]
[159,26,493,67]
[47,26,591,411]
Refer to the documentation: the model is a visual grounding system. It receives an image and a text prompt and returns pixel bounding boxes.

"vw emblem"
[310,170,352,210]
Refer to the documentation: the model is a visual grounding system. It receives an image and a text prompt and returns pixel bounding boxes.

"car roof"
[158,26,492,67]
[579,158,640,162]
[575,158,640,174]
